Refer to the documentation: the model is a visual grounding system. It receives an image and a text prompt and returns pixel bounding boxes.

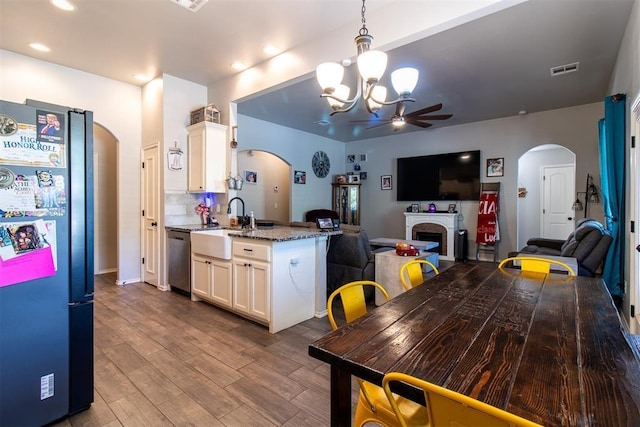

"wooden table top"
[309,262,640,426]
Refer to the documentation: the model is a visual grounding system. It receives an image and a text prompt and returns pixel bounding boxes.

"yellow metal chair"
[399,259,440,291]
[382,372,543,427]
[498,256,576,276]
[328,281,420,426]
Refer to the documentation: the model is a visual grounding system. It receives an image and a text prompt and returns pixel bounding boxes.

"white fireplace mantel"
[404,212,461,261]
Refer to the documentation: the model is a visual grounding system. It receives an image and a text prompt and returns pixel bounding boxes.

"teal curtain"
[598,94,625,298]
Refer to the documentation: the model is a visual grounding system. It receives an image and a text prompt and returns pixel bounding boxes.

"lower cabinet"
[191,254,232,308]
[232,240,271,322]
[232,258,270,321]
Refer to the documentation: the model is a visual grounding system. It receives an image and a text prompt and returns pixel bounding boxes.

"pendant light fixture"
[316,0,419,115]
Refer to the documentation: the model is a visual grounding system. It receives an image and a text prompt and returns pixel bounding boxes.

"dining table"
[308,262,640,426]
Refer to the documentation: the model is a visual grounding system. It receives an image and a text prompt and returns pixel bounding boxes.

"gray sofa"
[510,218,612,277]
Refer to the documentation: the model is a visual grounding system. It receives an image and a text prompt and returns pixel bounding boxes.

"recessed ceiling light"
[29,43,50,52]
[134,74,152,82]
[50,0,75,11]
[231,62,248,71]
[315,120,331,126]
[263,45,280,56]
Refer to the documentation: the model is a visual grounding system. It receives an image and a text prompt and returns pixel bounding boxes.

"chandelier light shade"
[391,67,419,97]
[316,0,419,115]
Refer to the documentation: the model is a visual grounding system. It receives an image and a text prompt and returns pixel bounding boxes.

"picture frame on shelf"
[381,175,392,190]
[347,174,360,184]
[335,174,347,184]
[448,203,457,213]
[486,158,504,177]
[411,203,420,213]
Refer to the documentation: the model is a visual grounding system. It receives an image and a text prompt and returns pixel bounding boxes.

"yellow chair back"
[382,372,543,427]
[498,256,576,276]
[327,280,389,330]
[399,259,440,291]
[327,281,399,426]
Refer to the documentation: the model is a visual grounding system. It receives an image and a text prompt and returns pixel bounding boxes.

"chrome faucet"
[227,197,248,228]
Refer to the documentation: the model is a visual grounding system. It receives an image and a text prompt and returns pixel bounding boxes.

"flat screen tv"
[396,150,481,201]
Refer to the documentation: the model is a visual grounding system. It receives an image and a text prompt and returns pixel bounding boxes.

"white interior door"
[541,164,575,239]
[142,145,159,286]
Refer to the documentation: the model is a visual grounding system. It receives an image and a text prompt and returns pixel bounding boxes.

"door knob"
[567,217,573,220]
[151,221,157,227]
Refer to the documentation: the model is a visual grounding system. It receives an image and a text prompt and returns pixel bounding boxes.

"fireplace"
[415,231,444,255]
[404,212,460,261]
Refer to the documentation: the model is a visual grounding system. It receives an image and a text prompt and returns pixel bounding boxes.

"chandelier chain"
[359,0,368,36]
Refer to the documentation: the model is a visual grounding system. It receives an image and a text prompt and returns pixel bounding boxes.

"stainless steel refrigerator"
[0,99,94,425]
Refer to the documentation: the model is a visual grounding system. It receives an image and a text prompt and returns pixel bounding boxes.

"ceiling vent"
[171,0,208,12]
[550,62,580,76]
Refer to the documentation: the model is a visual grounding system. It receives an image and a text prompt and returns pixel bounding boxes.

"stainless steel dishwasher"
[167,229,191,296]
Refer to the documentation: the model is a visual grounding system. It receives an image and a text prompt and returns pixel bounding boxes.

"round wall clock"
[312,150,330,178]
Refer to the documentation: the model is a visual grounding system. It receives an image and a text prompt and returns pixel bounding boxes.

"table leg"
[330,365,352,426]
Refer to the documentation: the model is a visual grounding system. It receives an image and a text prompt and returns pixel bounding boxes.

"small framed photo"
[360,172,367,180]
[486,158,504,177]
[411,203,420,213]
[359,154,368,162]
[448,203,456,213]
[381,175,392,190]
[347,154,356,163]
[245,170,257,184]
[347,174,360,184]
[294,170,306,184]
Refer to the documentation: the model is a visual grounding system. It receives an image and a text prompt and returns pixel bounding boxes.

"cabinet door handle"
[243,248,253,253]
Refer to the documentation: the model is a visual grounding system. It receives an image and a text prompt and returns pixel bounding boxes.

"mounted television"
[396,150,481,201]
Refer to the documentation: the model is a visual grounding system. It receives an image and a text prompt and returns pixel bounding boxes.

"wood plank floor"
[53,261,456,426]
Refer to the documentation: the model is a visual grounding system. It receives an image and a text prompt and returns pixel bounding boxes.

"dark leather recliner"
[510,218,612,277]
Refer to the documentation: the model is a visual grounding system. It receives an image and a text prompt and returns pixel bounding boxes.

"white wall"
[516,146,576,249]
[0,49,142,282]
[237,150,290,222]
[236,115,345,221]
[239,102,603,258]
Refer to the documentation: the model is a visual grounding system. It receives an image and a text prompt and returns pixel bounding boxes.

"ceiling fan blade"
[405,103,443,117]
[411,114,453,121]
[366,122,392,130]
[408,121,433,129]
[349,119,390,123]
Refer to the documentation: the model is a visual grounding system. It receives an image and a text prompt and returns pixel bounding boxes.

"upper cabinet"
[187,121,228,193]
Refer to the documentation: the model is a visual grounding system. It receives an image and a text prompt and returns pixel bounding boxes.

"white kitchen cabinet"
[232,240,270,322]
[191,253,232,308]
[187,121,228,193]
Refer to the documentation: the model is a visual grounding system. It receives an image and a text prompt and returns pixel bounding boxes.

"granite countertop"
[166,224,342,242]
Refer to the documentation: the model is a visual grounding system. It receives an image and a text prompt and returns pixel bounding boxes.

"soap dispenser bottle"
[249,211,256,230]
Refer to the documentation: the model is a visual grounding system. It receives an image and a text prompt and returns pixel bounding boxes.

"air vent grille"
[550,62,580,76]
[171,0,208,12]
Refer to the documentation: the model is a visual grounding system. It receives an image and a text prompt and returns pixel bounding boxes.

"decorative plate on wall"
[312,150,330,178]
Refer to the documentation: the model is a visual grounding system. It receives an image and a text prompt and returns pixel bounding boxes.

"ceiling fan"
[350,103,452,130]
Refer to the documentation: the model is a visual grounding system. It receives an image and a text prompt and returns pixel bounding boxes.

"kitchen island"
[172,225,340,333]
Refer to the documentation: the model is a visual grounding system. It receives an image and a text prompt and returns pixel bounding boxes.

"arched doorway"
[93,124,118,274]
[236,150,291,223]
[516,144,576,249]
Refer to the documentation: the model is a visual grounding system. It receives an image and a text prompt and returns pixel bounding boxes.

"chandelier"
[316,0,419,116]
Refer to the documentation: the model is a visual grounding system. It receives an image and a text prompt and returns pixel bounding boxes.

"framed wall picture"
[381,175,392,190]
[486,158,504,177]
[347,174,360,183]
[245,170,257,184]
[294,170,306,184]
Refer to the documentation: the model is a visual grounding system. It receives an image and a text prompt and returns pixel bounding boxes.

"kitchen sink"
[190,229,233,260]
